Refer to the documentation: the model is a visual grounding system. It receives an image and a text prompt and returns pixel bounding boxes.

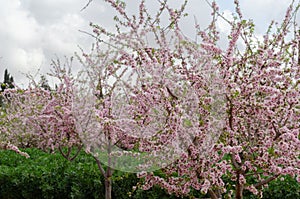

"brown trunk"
[208,189,220,199]
[105,174,112,199]
[94,156,113,199]
[235,174,244,199]
[105,139,113,199]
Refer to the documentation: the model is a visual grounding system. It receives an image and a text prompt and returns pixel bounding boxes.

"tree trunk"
[235,180,244,199]
[105,139,113,199]
[105,175,112,199]
[94,156,113,199]
[208,189,221,199]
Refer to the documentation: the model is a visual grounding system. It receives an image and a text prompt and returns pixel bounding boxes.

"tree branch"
[208,189,220,199]
[81,0,93,11]
[94,156,107,179]
[254,174,279,188]
[231,153,241,170]
[70,144,84,161]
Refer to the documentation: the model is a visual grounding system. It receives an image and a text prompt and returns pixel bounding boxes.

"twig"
[81,0,93,12]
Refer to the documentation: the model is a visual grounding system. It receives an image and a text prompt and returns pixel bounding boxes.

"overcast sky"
[0,0,298,87]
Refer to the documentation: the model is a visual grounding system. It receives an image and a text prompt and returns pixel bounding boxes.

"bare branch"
[254,175,279,188]
[94,156,107,178]
[81,0,93,12]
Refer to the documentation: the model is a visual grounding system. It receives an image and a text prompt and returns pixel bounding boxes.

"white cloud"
[0,0,40,46]
[216,10,234,34]
[0,0,44,83]
[42,14,86,54]
[217,0,298,34]
[12,48,45,70]
[0,0,104,85]
[241,0,291,20]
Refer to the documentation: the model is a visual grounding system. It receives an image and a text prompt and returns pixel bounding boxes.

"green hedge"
[0,148,103,199]
[0,148,298,199]
[0,148,190,199]
[259,175,300,199]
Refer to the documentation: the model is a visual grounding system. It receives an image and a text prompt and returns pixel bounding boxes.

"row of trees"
[0,69,14,107]
[1,69,14,92]
[0,70,52,155]
[1,0,300,199]
[0,69,51,103]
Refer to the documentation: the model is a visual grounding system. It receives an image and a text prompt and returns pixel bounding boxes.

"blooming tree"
[72,1,227,199]
[1,61,82,161]
[84,0,300,199]
[128,1,300,199]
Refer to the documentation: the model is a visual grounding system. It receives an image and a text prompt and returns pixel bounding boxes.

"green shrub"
[261,175,300,199]
[0,148,103,199]
[0,148,299,199]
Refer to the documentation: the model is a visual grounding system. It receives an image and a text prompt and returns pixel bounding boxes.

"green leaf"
[152,108,159,115]
[233,90,239,98]
[268,146,275,156]
[183,118,193,127]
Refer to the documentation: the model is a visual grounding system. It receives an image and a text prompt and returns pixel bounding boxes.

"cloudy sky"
[0,0,298,87]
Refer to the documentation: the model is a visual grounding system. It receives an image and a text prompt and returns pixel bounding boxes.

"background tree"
[2,69,14,91]
[38,75,51,91]
[0,69,29,158]
[1,61,83,159]
[0,69,15,107]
